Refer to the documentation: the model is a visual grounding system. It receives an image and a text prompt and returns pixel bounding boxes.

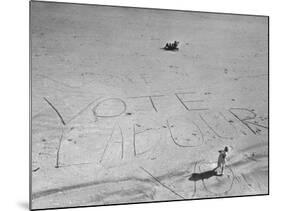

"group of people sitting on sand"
[164,41,179,50]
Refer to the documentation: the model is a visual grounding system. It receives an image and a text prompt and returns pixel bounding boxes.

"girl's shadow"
[189,169,222,181]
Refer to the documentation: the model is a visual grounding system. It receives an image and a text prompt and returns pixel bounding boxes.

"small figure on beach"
[164,41,179,51]
[214,146,229,175]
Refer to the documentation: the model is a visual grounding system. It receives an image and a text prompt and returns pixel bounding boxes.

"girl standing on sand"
[214,146,229,175]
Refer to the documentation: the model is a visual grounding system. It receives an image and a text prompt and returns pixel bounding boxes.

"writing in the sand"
[89,92,268,162]
[44,91,268,167]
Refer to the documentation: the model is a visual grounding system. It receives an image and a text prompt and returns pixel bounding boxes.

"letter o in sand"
[167,115,204,147]
[92,98,127,118]
[198,161,235,195]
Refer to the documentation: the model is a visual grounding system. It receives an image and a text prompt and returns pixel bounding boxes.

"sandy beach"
[31,2,268,209]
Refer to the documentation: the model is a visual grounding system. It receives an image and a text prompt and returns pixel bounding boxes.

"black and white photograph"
[30,1,268,210]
